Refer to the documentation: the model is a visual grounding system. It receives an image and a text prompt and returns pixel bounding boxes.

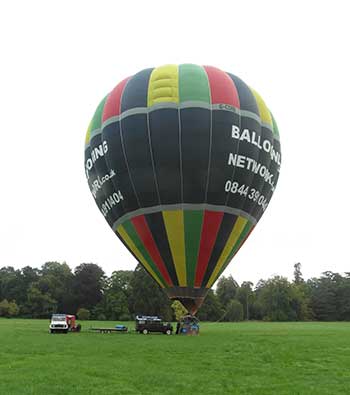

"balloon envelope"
[85,64,281,314]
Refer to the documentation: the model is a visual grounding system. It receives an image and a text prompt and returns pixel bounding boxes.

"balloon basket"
[177,314,200,336]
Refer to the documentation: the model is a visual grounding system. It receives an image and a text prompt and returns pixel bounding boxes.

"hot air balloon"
[84,64,281,315]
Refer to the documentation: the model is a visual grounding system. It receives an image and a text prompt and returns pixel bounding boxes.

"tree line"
[0,262,349,322]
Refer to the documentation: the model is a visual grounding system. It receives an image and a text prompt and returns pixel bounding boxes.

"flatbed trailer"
[90,326,128,334]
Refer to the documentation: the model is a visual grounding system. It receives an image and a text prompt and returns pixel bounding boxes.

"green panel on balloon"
[121,220,166,288]
[89,96,107,132]
[184,210,204,287]
[179,64,210,103]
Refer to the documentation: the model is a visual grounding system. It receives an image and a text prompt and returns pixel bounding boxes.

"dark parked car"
[135,315,173,335]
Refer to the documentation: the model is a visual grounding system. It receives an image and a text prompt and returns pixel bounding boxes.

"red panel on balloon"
[194,211,224,287]
[102,77,130,122]
[131,215,173,286]
[203,66,240,107]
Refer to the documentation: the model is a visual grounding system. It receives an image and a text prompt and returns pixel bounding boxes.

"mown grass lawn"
[0,319,350,394]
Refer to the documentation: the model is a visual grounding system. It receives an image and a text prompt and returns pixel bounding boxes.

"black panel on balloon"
[121,114,159,208]
[225,116,261,213]
[202,213,237,285]
[181,107,211,204]
[206,110,240,206]
[121,68,153,111]
[245,126,274,219]
[102,121,139,214]
[256,137,281,221]
[227,73,260,115]
[149,108,181,205]
[90,133,123,227]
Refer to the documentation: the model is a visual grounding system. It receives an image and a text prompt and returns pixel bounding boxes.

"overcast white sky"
[0,0,349,285]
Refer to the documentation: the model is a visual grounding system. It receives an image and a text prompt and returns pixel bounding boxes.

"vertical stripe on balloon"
[89,96,108,133]
[201,213,238,286]
[179,64,211,204]
[121,68,154,111]
[203,66,240,107]
[144,212,179,286]
[131,215,173,286]
[102,78,130,122]
[250,88,273,127]
[147,65,179,106]
[85,119,92,147]
[226,73,259,115]
[194,211,224,287]
[162,210,187,286]
[117,222,165,288]
[271,112,280,138]
[178,64,210,288]
[147,65,186,284]
[184,210,204,287]
[206,216,248,288]
[179,64,211,103]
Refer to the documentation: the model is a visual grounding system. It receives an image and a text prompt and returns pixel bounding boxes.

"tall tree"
[97,271,133,321]
[20,266,40,304]
[256,276,308,321]
[224,299,244,322]
[236,281,254,320]
[0,267,23,303]
[26,285,57,318]
[216,275,239,308]
[129,265,172,321]
[293,262,304,285]
[337,273,350,320]
[73,263,105,311]
[308,272,340,321]
[197,290,224,321]
[39,262,74,313]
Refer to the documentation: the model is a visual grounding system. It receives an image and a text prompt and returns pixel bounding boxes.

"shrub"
[0,300,10,317]
[8,301,19,317]
[0,300,19,318]
[77,308,90,320]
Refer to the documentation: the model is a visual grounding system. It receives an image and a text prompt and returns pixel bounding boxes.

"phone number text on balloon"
[224,180,268,211]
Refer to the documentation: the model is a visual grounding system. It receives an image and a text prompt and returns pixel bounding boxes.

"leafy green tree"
[7,301,19,317]
[236,281,254,320]
[0,267,23,303]
[94,270,133,320]
[216,275,239,308]
[337,273,350,320]
[102,291,131,321]
[225,299,244,322]
[109,270,133,294]
[256,276,308,321]
[197,290,224,321]
[27,286,57,318]
[73,263,105,312]
[129,265,172,321]
[38,262,74,313]
[308,272,341,321]
[0,299,10,316]
[293,262,304,285]
[20,266,40,305]
[250,299,264,320]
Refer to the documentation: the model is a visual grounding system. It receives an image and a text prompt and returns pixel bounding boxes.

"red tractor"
[49,314,82,333]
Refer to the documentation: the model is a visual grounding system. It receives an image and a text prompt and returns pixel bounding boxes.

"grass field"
[1,319,350,394]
